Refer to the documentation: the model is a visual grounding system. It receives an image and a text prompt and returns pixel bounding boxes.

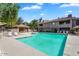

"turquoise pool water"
[16,32,67,56]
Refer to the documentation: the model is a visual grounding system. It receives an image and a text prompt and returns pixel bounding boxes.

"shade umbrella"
[0,22,6,26]
[73,26,79,29]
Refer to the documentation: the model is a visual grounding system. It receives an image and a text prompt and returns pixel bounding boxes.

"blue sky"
[18,3,79,22]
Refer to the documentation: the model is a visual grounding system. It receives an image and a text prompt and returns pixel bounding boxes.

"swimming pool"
[16,32,67,56]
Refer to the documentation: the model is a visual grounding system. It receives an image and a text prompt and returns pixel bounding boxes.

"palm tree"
[39,17,43,22]
[23,21,29,26]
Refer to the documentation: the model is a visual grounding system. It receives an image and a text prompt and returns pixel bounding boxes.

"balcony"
[38,23,72,29]
[58,24,72,28]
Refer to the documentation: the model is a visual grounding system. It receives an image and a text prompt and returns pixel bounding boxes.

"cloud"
[22,4,42,10]
[64,13,69,17]
[40,13,45,16]
[64,10,72,16]
[51,3,60,5]
[60,3,79,7]
[36,3,44,6]
[64,13,68,16]
[66,10,72,13]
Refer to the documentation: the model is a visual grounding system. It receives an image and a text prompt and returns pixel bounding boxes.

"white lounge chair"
[8,32,13,37]
[60,31,62,33]
[66,31,69,34]
[63,31,65,33]
[13,32,18,36]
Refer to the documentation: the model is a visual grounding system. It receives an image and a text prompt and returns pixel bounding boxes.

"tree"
[0,3,19,27]
[23,21,29,26]
[17,17,24,25]
[68,14,72,18]
[29,19,38,31]
[39,17,43,22]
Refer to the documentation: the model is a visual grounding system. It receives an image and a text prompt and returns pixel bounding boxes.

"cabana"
[13,24,29,32]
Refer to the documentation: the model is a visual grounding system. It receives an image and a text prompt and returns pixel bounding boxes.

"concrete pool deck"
[0,32,79,56]
[64,34,79,56]
[0,32,46,56]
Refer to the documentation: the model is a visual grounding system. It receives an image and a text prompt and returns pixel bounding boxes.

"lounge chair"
[8,32,13,37]
[63,31,65,34]
[57,31,59,33]
[66,31,69,34]
[59,31,60,33]
[13,32,18,36]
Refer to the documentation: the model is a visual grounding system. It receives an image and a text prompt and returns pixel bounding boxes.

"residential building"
[38,14,79,33]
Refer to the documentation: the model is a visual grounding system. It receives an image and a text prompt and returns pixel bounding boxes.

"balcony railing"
[58,24,71,28]
[38,23,72,28]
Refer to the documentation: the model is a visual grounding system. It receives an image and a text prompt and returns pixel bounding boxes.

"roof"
[0,22,6,26]
[14,24,29,28]
[39,17,77,24]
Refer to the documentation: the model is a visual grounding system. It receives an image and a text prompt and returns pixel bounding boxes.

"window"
[39,24,43,26]
[59,20,70,25]
[52,22,55,25]
[76,20,79,25]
